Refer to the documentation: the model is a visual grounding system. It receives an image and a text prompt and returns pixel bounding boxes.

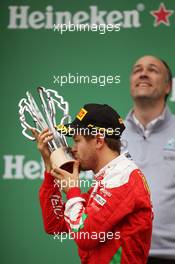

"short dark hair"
[84,135,121,154]
[104,138,121,153]
[159,58,173,101]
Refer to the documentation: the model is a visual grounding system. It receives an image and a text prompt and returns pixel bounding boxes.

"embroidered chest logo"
[100,188,112,197]
[95,171,105,182]
[94,194,107,206]
[164,138,175,151]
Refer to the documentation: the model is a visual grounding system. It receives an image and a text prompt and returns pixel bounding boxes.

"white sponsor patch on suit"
[94,194,107,206]
[100,188,112,197]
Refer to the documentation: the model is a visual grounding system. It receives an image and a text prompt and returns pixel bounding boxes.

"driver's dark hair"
[84,135,121,154]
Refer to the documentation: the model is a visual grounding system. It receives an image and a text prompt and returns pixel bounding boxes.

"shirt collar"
[94,153,127,180]
[132,108,166,138]
[126,106,172,138]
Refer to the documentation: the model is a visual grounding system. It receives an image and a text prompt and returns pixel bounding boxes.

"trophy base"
[50,147,75,173]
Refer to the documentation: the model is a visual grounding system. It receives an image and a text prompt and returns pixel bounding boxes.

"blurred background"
[1,0,175,263]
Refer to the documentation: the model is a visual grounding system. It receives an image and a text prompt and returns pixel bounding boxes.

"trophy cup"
[18,86,75,172]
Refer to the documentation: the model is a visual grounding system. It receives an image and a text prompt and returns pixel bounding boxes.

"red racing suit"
[39,153,153,264]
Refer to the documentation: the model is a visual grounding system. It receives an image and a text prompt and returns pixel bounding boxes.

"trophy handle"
[50,148,75,173]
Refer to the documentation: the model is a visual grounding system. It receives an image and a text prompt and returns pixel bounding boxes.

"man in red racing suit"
[33,103,153,264]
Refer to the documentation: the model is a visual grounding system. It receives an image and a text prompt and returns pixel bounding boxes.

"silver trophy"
[18,86,75,172]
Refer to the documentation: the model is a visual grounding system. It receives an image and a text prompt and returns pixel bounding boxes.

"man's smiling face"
[130,56,171,102]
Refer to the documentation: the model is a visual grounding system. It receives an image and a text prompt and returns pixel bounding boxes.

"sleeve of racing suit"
[39,171,68,234]
[39,172,91,235]
[64,183,136,250]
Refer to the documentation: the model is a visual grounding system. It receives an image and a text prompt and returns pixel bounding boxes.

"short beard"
[79,163,91,172]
